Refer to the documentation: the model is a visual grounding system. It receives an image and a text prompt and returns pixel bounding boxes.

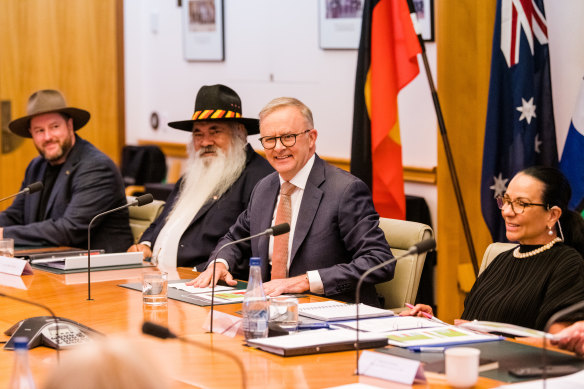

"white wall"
[124,0,584,232]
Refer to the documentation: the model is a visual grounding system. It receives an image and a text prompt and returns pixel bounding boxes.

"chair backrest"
[121,145,167,186]
[374,217,433,310]
[478,242,516,275]
[127,196,165,244]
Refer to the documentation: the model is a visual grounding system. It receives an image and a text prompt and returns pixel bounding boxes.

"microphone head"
[142,321,177,339]
[26,181,44,194]
[412,239,436,254]
[271,223,290,236]
[135,193,154,206]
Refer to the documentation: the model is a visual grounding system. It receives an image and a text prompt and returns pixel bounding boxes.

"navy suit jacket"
[140,144,274,268]
[0,136,133,252]
[211,155,394,306]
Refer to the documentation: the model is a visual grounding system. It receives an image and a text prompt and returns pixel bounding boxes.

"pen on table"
[405,303,446,324]
[410,346,445,353]
[298,322,329,330]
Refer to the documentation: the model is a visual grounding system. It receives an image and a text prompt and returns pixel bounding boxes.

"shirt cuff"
[206,258,230,272]
[139,241,152,248]
[307,270,324,294]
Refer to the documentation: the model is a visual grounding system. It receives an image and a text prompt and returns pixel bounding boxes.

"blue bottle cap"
[249,257,261,266]
[13,337,29,350]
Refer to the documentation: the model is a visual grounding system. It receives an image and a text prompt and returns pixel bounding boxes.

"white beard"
[152,136,247,270]
[167,137,247,222]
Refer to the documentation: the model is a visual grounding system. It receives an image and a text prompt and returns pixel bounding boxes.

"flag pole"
[406,0,479,275]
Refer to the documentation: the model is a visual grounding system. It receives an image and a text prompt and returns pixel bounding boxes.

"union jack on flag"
[481,0,558,242]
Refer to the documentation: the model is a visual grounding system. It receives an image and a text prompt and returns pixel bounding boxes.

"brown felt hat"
[168,84,259,135]
[8,89,90,138]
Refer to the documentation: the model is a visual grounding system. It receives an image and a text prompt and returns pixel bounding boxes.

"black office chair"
[120,145,167,187]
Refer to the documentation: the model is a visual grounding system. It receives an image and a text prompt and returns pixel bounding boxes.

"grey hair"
[258,97,314,128]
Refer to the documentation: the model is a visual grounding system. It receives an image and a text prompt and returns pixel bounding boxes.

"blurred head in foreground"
[42,337,170,389]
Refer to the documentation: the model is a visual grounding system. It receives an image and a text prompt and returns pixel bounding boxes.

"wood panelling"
[137,139,437,185]
[436,1,496,321]
[0,0,124,211]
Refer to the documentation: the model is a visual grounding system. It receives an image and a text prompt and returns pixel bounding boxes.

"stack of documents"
[246,328,388,356]
[298,301,394,321]
[32,252,143,270]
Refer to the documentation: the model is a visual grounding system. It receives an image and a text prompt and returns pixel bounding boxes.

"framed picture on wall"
[318,0,364,49]
[413,0,434,42]
[182,0,224,61]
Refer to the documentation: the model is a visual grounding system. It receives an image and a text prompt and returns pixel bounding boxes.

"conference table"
[0,266,515,388]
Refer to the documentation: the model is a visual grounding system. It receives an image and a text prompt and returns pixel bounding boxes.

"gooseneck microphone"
[0,181,44,203]
[0,292,60,362]
[87,193,154,300]
[354,238,436,374]
[142,321,247,388]
[208,223,290,333]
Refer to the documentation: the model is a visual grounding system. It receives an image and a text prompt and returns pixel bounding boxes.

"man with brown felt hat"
[128,84,273,270]
[0,89,133,252]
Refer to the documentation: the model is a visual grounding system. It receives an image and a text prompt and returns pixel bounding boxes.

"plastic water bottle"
[242,257,269,340]
[9,337,36,389]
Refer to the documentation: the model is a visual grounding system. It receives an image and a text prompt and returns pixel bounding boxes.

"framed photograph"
[413,0,434,42]
[318,0,364,49]
[182,0,224,61]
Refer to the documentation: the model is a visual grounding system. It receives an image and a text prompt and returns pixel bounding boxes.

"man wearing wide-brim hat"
[128,84,273,271]
[0,89,133,252]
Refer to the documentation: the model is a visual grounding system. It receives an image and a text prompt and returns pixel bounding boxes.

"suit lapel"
[290,156,324,262]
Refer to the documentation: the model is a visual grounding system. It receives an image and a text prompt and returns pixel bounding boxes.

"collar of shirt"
[278,153,315,190]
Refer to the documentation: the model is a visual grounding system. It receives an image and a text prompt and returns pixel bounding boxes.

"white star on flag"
[489,172,509,198]
[517,97,537,124]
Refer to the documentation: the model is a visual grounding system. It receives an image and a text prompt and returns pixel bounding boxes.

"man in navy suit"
[128,85,273,270]
[192,97,394,306]
[0,89,132,252]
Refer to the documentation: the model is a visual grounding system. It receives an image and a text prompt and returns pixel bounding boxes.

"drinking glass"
[269,296,299,333]
[142,272,168,306]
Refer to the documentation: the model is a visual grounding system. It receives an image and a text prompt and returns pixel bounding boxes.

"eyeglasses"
[495,195,548,214]
[258,130,311,150]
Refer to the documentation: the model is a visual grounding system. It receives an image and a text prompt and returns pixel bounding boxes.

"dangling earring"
[548,226,554,236]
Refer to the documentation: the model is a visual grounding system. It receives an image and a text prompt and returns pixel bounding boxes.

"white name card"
[358,350,427,385]
[0,256,33,276]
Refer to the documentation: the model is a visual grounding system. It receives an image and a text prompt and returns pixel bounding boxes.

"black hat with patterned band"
[168,84,259,135]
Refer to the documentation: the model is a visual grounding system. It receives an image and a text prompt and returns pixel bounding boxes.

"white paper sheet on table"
[169,282,235,294]
[331,316,446,332]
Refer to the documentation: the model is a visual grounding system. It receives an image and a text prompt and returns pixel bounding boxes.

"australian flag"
[481,0,558,242]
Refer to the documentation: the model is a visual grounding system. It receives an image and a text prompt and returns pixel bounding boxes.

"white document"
[497,369,584,388]
[358,350,426,385]
[385,325,500,348]
[169,282,235,294]
[298,301,394,321]
[0,256,33,276]
[332,316,446,332]
[460,320,559,340]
